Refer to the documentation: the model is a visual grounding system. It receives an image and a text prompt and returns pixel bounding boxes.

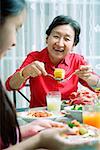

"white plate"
[17,110,64,122]
[64,125,100,146]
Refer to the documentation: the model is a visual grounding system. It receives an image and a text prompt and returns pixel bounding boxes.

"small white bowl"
[63,106,83,123]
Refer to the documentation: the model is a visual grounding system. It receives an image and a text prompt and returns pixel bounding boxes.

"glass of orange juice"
[83,104,100,129]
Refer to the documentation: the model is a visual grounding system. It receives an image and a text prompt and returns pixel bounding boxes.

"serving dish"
[64,125,100,150]
[58,119,100,148]
[17,109,64,122]
[61,105,83,122]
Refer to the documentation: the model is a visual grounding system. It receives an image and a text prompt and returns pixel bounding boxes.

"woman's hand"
[7,125,94,150]
[76,65,100,87]
[20,119,66,138]
[30,119,66,128]
[22,61,47,78]
[75,65,92,81]
[38,127,88,150]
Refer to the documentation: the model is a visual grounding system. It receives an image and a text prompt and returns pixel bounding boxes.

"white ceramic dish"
[64,125,100,148]
[61,106,83,123]
[17,110,64,122]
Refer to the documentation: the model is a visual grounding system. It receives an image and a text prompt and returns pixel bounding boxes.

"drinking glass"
[46,91,61,112]
[83,104,100,128]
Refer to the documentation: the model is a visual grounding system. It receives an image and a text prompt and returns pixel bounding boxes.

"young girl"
[0,1,26,148]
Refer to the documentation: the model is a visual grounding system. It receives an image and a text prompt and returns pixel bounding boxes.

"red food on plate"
[68,90,97,105]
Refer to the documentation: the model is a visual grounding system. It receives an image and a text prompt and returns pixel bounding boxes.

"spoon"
[47,69,79,82]
[60,69,79,82]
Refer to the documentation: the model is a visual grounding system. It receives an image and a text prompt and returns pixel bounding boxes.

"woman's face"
[0,9,26,58]
[46,24,75,65]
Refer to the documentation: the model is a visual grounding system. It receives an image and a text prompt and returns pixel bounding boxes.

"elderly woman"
[6,15,100,108]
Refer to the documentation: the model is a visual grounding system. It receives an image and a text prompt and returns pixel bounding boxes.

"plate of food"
[17,109,64,122]
[49,118,100,147]
[59,120,100,146]
[61,90,98,108]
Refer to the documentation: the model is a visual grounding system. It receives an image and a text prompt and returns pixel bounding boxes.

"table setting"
[17,89,100,150]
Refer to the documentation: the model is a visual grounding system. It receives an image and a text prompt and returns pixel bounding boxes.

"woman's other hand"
[30,119,66,128]
[22,61,47,78]
[20,119,66,138]
[75,65,92,81]
[38,127,87,150]
[7,124,93,150]
[76,65,100,87]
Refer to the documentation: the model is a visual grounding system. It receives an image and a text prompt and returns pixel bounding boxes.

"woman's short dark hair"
[0,0,26,24]
[46,15,81,46]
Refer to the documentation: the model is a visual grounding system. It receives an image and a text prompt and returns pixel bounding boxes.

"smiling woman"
[5,15,100,109]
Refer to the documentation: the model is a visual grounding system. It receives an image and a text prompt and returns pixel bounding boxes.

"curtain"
[0,0,100,108]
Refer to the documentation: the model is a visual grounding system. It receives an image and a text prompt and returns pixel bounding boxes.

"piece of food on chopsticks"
[54,68,65,80]
[27,110,53,117]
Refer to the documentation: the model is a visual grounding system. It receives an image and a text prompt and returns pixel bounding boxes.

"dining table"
[17,106,100,150]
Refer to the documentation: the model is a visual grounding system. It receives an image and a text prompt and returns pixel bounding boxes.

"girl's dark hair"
[0,0,26,148]
[46,15,81,46]
[0,0,26,24]
[0,80,22,149]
